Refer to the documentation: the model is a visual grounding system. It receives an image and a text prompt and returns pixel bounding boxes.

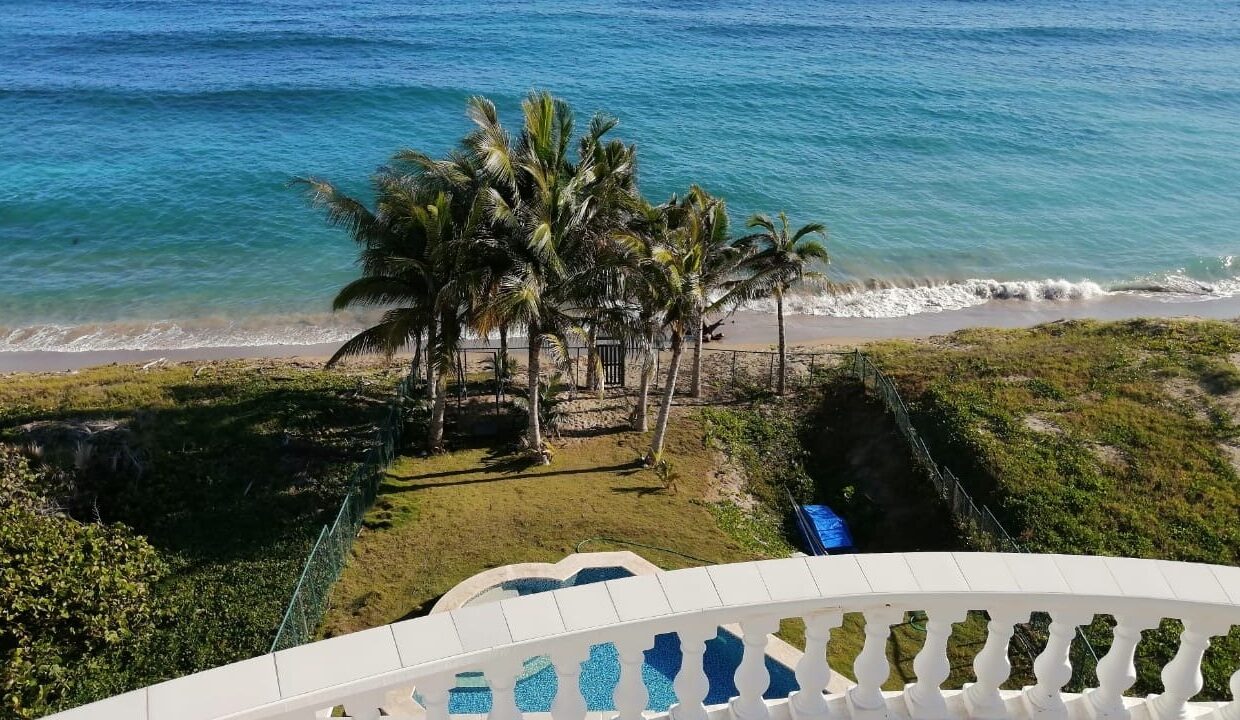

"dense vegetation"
[301,90,827,462]
[868,319,1240,697]
[0,361,397,718]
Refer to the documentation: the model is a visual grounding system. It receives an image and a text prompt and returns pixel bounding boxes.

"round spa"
[430,553,799,714]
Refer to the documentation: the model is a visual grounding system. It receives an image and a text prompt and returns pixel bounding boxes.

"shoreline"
[4,293,1240,374]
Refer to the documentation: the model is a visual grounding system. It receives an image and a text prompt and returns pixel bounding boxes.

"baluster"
[1085,615,1159,720]
[1021,611,1093,720]
[1148,619,1231,720]
[964,609,1029,720]
[790,611,844,720]
[847,608,903,720]
[672,623,716,720]
[1209,670,1240,720]
[551,644,590,720]
[905,606,967,720]
[417,674,454,720]
[342,690,387,720]
[614,634,655,720]
[732,616,782,720]
[486,655,525,720]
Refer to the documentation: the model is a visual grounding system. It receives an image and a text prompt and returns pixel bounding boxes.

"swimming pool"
[444,567,799,713]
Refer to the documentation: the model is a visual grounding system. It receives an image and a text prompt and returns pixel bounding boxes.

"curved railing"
[48,553,1240,720]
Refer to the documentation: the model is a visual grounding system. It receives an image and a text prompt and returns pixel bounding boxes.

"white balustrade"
[964,608,1029,720]
[671,623,716,720]
[1211,670,1240,720]
[847,607,903,720]
[1149,619,1233,720]
[1085,615,1159,720]
[905,606,968,720]
[614,634,655,720]
[485,656,524,720]
[732,616,782,720]
[790,611,844,720]
[1022,610,1094,720]
[40,553,1240,720]
[551,644,590,720]
[418,674,454,720]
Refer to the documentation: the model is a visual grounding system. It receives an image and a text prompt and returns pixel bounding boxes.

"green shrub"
[1,449,165,719]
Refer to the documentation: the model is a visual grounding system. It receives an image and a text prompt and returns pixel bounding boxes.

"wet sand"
[3,293,1239,373]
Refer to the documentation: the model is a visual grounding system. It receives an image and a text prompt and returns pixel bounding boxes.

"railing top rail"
[48,552,1240,720]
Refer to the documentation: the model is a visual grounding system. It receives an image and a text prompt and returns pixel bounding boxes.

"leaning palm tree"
[738,212,829,395]
[298,172,476,451]
[464,92,637,460]
[645,194,730,462]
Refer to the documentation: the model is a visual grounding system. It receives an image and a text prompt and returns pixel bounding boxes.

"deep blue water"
[2,0,1239,349]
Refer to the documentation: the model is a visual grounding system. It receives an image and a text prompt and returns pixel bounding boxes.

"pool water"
[444,568,799,713]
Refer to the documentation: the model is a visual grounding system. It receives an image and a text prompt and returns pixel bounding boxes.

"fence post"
[768,353,774,389]
[731,351,737,388]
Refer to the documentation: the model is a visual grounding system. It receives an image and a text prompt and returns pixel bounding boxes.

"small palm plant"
[739,212,829,395]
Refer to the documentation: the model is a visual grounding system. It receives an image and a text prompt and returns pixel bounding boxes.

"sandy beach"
[4,293,1240,374]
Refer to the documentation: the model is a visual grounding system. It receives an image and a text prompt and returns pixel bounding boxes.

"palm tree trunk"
[410,331,422,383]
[425,322,438,403]
[632,344,654,432]
[526,331,544,459]
[648,330,684,462]
[776,289,787,395]
[428,366,448,451]
[585,323,599,394]
[690,310,704,398]
[499,324,509,377]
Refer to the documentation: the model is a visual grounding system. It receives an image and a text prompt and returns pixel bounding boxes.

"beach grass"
[865,318,1240,696]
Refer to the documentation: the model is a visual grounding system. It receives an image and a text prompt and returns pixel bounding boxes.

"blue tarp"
[794,504,856,555]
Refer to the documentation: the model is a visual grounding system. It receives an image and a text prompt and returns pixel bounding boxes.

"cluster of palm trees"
[298,91,828,464]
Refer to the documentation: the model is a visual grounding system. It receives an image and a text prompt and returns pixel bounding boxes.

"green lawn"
[323,408,993,691]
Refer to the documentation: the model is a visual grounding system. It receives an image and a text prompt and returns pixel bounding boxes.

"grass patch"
[866,318,1240,697]
[0,360,399,714]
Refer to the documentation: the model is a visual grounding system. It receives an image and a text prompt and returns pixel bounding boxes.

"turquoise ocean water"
[2,0,1239,351]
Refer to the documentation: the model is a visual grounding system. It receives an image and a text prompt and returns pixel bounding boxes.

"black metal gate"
[597,341,626,388]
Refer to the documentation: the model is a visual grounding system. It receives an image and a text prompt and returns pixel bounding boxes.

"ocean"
[2,0,1239,352]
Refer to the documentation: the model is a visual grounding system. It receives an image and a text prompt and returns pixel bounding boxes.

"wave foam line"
[748,274,1240,318]
[0,319,362,353]
[4,274,1240,352]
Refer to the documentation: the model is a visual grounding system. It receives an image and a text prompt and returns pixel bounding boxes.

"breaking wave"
[0,315,365,353]
[4,274,1240,352]
[745,274,1240,319]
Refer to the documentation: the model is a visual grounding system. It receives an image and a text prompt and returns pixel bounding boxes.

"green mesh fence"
[270,371,420,652]
[847,350,1100,687]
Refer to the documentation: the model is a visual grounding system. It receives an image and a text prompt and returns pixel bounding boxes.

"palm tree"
[297,173,476,451]
[610,200,672,431]
[644,192,733,462]
[739,212,829,395]
[463,91,637,460]
[678,186,744,398]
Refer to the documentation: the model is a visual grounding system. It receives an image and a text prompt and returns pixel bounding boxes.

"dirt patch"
[702,450,757,511]
[1022,414,1063,436]
[1087,442,1127,469]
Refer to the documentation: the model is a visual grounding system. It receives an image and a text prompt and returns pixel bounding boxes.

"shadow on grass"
[0,370,395,696]
[381,461,644,493]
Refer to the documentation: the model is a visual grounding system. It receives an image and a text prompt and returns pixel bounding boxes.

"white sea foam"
[4,275,1240,352]
[0,317,362,353]
[745,278,1110,318]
